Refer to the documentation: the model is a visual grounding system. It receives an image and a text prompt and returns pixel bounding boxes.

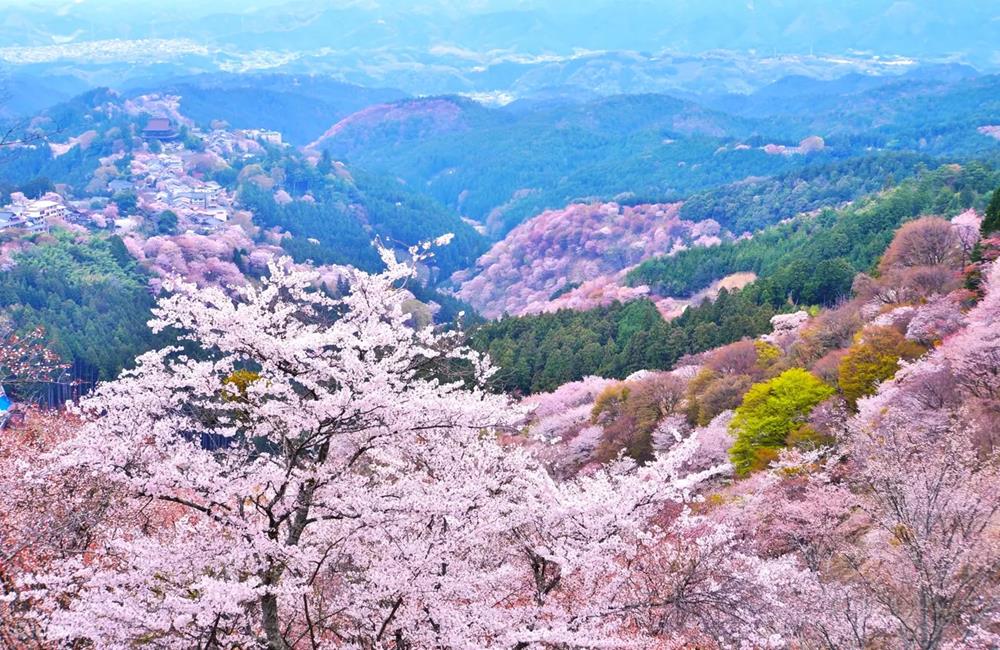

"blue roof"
[0,395,10,412]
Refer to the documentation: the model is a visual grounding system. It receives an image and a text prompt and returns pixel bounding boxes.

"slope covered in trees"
[0,88,139,192]
[475,164,999,394]
[715,68,1000,157]
[238,164,487,279]
[514,243,1000,647]
[0,232,162,383]
[311,94,831,236]
[628,162,998,298]
[473,288,778,395]
[678,151,935,234]
[3,218,998,648]
[0,88,485,282]
[309,73,1000,237]
[453,201,706,318]
[520,186,987,470]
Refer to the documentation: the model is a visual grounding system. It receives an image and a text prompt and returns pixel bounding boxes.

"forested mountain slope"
[473,163,999,393]
[309,73,1000,237]
[0,233,163,384]
[309,93,830,235]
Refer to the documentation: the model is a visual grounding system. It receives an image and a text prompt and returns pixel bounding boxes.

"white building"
[24,199,67,221]
[242,128,283,145]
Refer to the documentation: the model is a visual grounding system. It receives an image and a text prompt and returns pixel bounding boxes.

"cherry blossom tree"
[942,262,1000,406]
[950,209,982,264]
[846,385,1000,649]
[905,293,967,345]
[15,233,996,649]
[0,410,117,649]
[22,250,793,649]
[520,375,615,475]
[0,322,71,405]
[29,250,528,648]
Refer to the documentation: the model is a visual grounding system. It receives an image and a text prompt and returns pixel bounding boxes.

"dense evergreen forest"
[472,291,777,395]
[0,233,163,383]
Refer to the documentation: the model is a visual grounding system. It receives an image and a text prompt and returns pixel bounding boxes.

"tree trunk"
[261,592,290,650]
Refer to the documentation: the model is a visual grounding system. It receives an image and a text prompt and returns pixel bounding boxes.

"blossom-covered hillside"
[452,201,735,317]
[1,12,1000,644]
[3,196,998,648]
[305,97,475,151]
[507,212,1000,645]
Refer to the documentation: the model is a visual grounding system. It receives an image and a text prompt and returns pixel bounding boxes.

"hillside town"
[0,112,284,239]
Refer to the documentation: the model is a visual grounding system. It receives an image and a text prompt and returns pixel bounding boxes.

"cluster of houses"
[119,148,233,233]
[1,117,285,239]
[239,128,283,145]
[0,195,68,234]
[122,119,286,232]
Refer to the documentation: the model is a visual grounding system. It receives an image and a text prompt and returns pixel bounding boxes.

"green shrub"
[728,368,834,476]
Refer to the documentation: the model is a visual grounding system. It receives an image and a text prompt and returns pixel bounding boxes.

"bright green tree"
[728,368,834,476]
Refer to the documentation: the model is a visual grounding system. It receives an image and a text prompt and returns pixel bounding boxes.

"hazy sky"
[0,0,996,68]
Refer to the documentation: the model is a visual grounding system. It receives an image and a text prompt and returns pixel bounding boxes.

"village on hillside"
[1,103,285,243]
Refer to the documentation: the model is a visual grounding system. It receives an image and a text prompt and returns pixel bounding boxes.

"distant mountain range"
[1,1,997,63]
[0,0,996,115]
[304,68,1000,234]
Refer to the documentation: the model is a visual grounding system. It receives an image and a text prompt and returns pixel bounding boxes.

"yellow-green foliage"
[591,382,631,424]
[837,326,925,408]
[221,369,261,403]
[754,340,782,369]
[685,340,781,427]
[728,368,835,476]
